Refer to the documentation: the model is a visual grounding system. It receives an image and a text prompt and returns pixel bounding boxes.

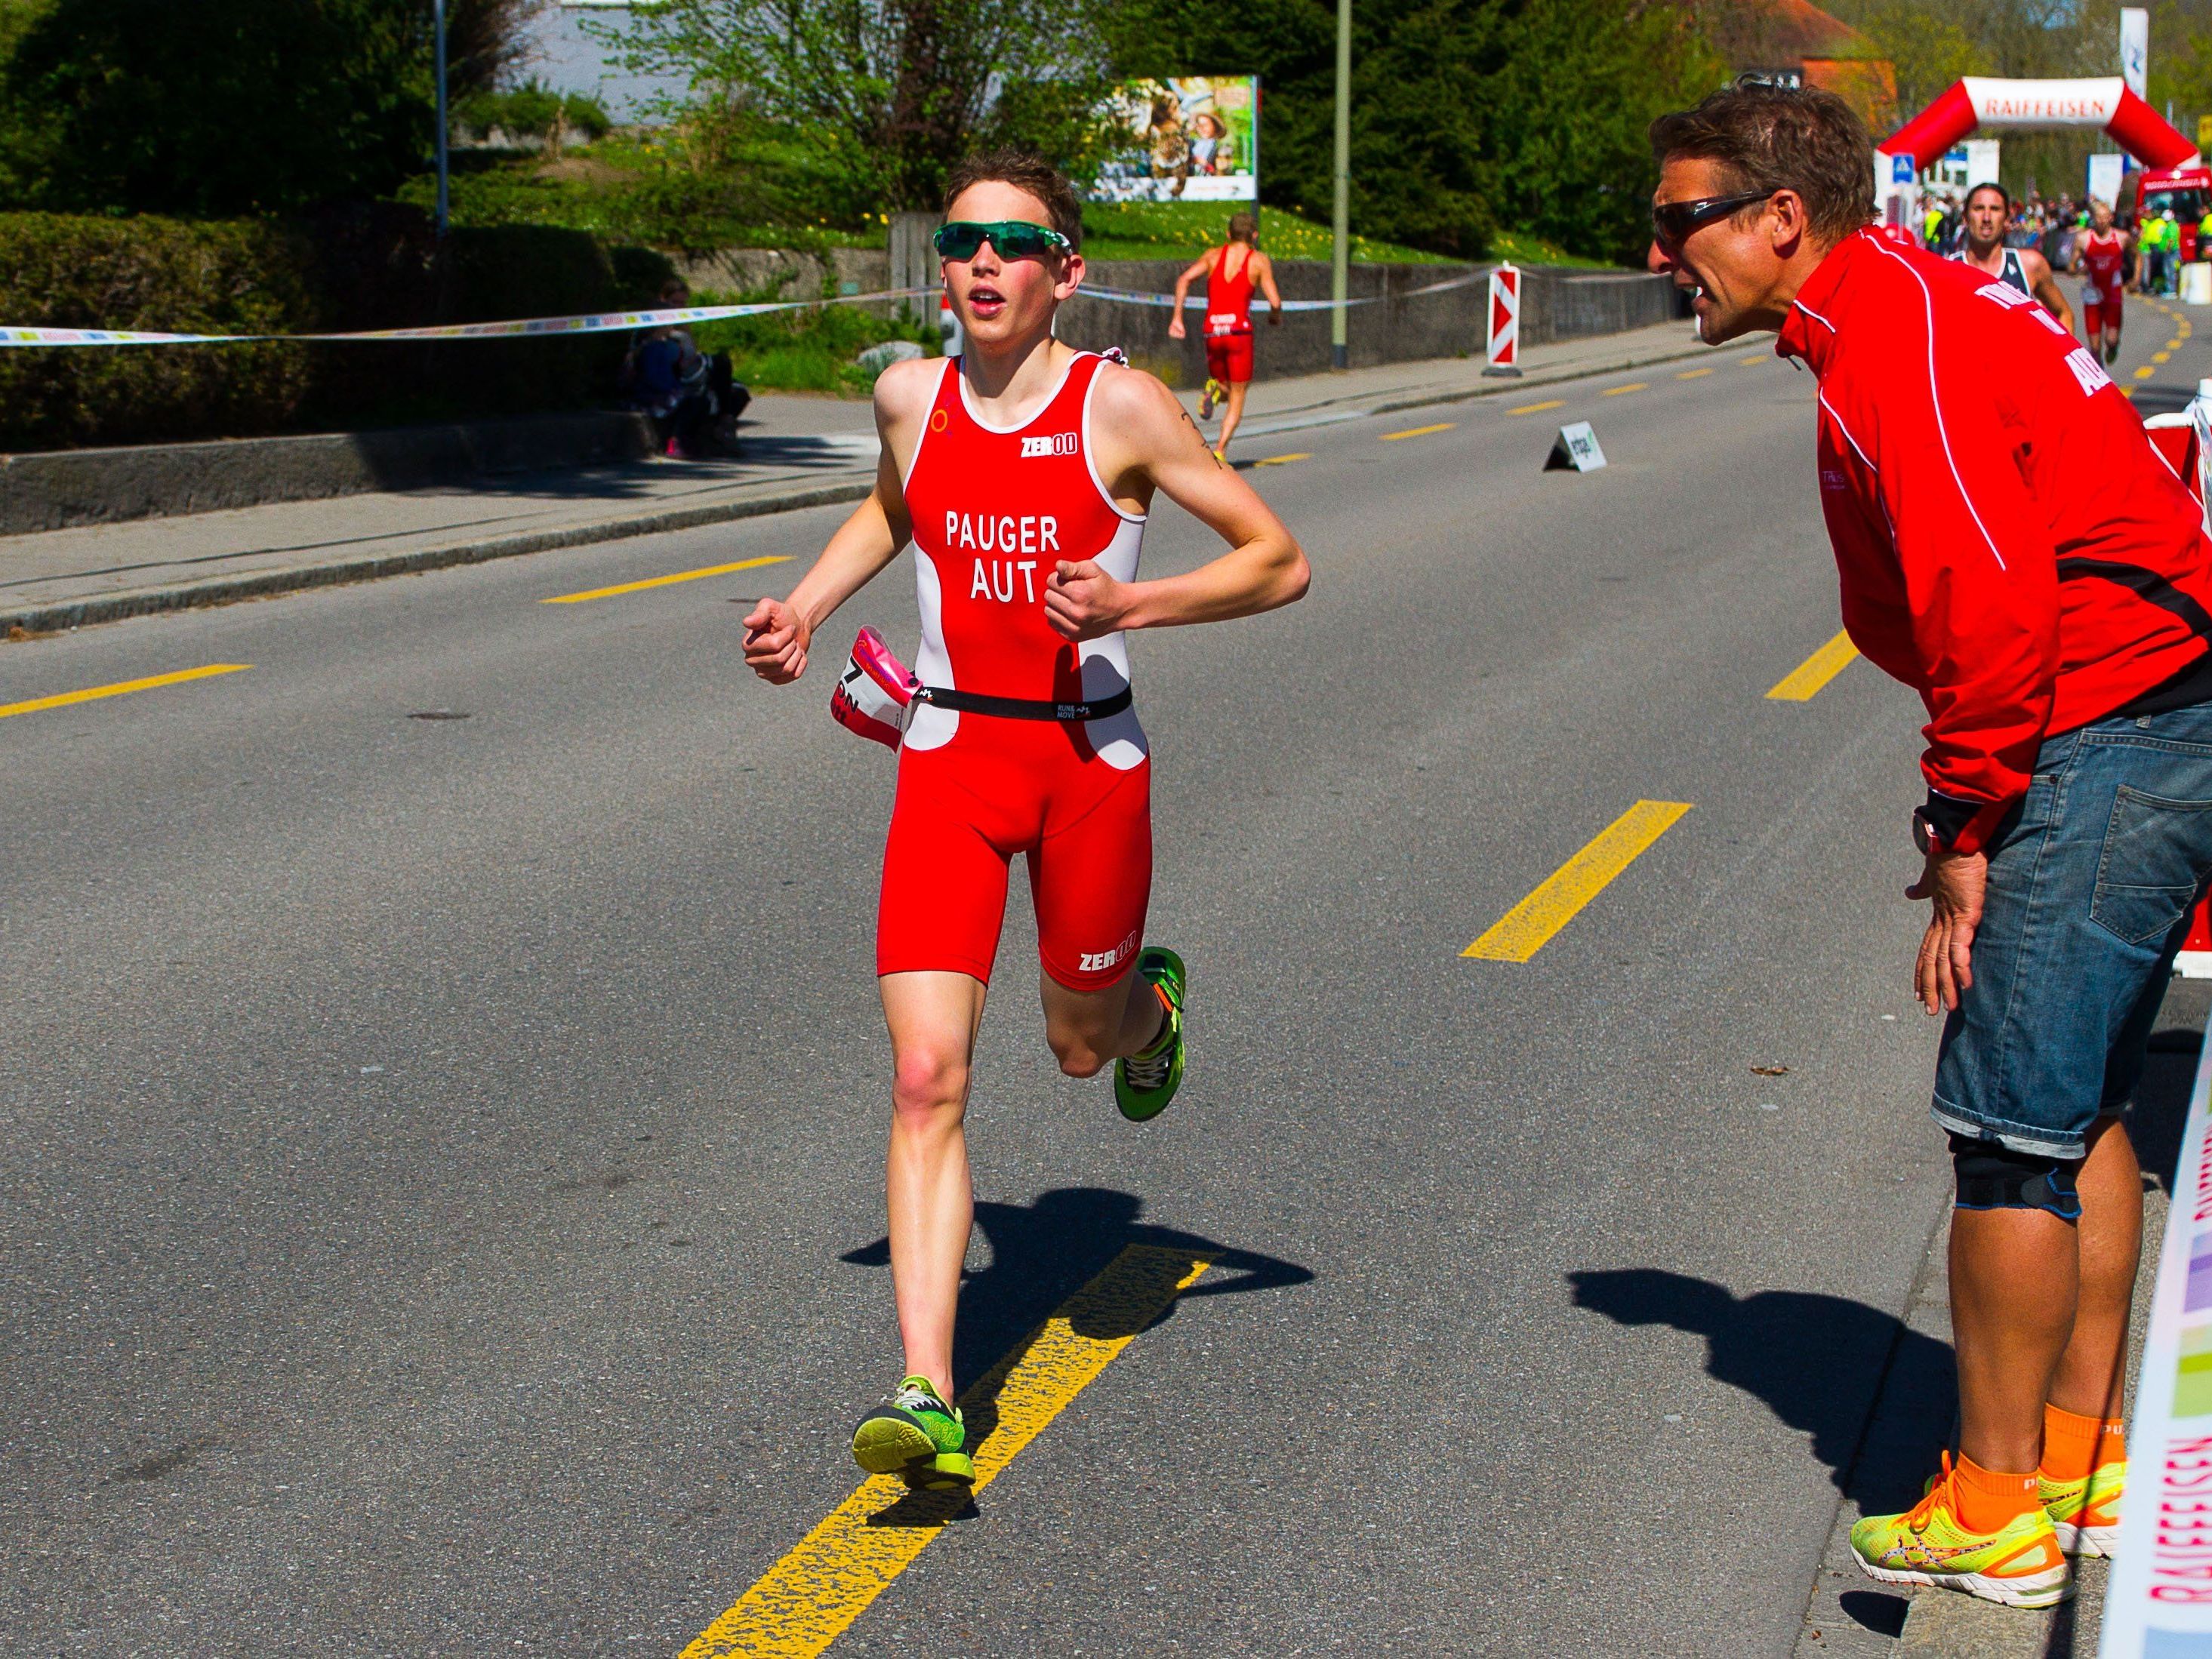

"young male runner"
[1167,212,1283,459]
[2073,199,2129,362]
[1953,183,2075,336]
[741,151,1309,1489]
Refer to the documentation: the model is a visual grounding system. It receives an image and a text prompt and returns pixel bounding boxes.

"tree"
[597,0,1115,213]
[0,0,436,215]
[448,0,548,100]
[1107,0,1716,263]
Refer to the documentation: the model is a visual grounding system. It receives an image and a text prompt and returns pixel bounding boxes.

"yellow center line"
[681,1245,1209,1659]
[542,554,791,605]
[2156,351,2173,364]
[0,662,250,720]
[1675,367,1714,380]
[1765,629,1859,701]
[2166,339,2183,351]
[1739,352,1767,365]
[2135,365,2157,380]
[1603,382,1647,396]
[2121,386,2139,399]
[1508,399,1565,416]
[1380,422,1454,441]
[1253,452,1311,467]
[1462,799,1693,963]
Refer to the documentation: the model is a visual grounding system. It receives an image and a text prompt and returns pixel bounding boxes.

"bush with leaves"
[1106,0,1715,264]
[593,0,1117,217]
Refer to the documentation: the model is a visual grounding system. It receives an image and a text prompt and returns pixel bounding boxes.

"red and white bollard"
[1483,263,1520,377]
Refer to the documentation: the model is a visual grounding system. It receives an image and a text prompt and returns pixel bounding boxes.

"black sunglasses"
[932,220,1073,262]
[1651,190,1776,251]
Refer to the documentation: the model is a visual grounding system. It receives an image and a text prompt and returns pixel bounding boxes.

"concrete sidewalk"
[0,317,1707,635]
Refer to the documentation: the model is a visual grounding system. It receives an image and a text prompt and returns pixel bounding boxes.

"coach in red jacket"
[1651,83,2212,1608]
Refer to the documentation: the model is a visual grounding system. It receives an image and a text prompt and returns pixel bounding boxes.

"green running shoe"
[851,1374,973,1490]
[1115,946,1185,1122]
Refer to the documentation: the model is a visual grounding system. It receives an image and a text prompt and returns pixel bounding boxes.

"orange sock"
[2041,1402,2126,1482]
[1952,1454,2042,1532]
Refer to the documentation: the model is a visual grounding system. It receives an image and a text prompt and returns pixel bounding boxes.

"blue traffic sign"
[1891,154,1915,183]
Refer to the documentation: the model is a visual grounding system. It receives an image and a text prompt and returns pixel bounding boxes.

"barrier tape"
[0,285,945,347]
[1079,269,1490,312]
[0,267,1493,346]
[2102,1005,2212,1656]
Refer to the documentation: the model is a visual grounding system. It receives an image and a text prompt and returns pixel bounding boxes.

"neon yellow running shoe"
[1850,1455,2072,1608]
[1114,946,1185,1122]
[1200,377,1226,420]
[2042,1460,2125,1558]
[851,1374,973,1491]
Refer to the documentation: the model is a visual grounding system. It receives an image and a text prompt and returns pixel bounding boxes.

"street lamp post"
[433,0,451,239]
[1330,0,1350,370]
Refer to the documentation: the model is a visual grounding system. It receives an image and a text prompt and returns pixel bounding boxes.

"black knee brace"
[1950,1134,2082,1221]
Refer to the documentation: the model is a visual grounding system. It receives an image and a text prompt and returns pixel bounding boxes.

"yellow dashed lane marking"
[1739,352,1767,365]
[681,1245,1209,1659]
[1603,383,1647,396]
[543,555,791,604]
[1253,452,1311,467]
[2136,365,2157,380]
[1508,399,1565,415]
[1766,629,1859,702]
[2121,386,2138,399]
[1381,423,1455,441]
[0,663,249,720]
[1462,799,1693,962]
[2155,351,2173,364]
[1675,367,1714,380]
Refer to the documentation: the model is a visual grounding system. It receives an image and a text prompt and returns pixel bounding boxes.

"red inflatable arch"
[1878,76,2198,180]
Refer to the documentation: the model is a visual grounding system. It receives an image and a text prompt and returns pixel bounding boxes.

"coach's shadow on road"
[841,1187,1313,1527]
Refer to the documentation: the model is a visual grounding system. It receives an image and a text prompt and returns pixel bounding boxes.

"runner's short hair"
[1228,211,1257,242]
[1648,82,1874,247]
[944,150,1083,251]
[1967,181,2010,211]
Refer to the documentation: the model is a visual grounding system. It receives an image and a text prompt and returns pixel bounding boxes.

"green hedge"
[0,210,679,451]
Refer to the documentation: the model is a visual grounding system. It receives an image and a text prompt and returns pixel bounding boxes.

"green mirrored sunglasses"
[932,220,1072,261]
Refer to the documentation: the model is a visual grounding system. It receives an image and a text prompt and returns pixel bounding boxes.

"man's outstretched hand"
[742,596,811,683]
[1906,848,1988,1016]
[1044,559,1130,641]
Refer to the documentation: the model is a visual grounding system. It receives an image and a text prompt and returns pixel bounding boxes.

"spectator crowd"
[1914,184,2212,297]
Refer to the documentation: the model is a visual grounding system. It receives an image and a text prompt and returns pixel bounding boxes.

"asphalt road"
[3,299,2203,1657]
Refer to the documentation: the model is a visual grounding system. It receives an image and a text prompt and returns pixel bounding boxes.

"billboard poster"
[1091,76,1258,202]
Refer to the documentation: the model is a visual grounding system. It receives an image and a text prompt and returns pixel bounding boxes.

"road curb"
[0,476,873,636]
[0,332,1722,639]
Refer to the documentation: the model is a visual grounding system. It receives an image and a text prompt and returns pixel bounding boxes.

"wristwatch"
[1915,793,1979,856]
[1912,807,1946,857]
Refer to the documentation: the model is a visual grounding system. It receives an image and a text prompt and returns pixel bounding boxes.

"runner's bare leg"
[1040,965,1166,1076]
[880,969,988,1402]
[1219,381,1251,455]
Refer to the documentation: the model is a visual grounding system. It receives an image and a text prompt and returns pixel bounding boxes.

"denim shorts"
[1933,701,2212,1160]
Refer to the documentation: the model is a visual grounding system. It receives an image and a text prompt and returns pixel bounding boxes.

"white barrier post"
[1483,263,1521,377]
[2100,1005,2212,1655]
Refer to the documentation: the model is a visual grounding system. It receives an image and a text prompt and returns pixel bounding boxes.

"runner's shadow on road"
[843,1187,1313,1528]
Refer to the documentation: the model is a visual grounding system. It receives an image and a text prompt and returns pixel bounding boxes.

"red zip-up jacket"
[1778,227,2212,854]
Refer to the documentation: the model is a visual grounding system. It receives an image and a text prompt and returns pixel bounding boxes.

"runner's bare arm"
[1043,367,1308,640]
[1166,251,1214,340]
[1254,251,1283,325]
[741,360,929,683]
[2022,250,2075,336]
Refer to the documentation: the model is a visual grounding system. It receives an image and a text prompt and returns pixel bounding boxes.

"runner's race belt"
[830,626,1129,749]
[1206,312,1249,337]
[914,685,1133,722]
